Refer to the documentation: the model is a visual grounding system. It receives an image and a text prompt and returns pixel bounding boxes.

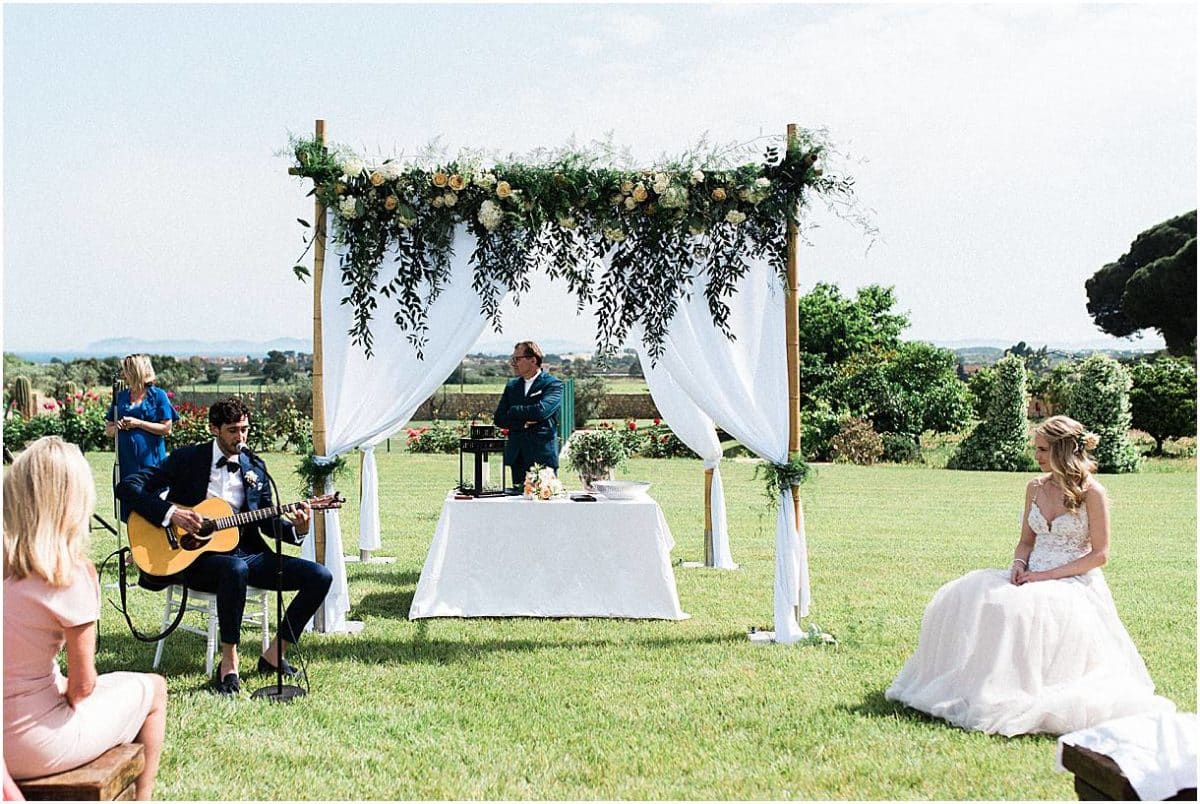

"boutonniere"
[243,470,261,489]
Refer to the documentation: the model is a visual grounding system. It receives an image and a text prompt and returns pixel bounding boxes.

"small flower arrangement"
[524,464,566,500]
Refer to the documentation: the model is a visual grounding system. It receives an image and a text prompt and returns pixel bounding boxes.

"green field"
[82,452,1195,800]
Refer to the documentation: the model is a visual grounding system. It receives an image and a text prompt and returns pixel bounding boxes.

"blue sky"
[4,3,1195,352]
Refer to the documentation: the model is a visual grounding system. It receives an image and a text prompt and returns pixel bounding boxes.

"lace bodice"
[1027,501,1092,572]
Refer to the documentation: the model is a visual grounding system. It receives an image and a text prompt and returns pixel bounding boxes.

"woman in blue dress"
[105,354,178,521]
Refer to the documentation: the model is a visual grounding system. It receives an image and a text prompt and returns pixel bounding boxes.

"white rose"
[338,197,360,219]
[377,162,401,181]
[478,199,504,232]
[623,196,637,211]
[725,209,747,225]
[341,157,365,179]
[475,172,497,188]
[690,169,705,185]
[652,173,670,194]
[755,177,771,188]
[431,195,444,208]
[443,191,458,207]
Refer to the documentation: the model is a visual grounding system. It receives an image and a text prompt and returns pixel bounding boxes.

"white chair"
[152,585,271,677]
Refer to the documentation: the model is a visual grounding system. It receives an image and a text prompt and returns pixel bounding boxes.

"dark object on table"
[458,435,507,498]
[470,423,496,439]
[1061,742,1197,801]
[570,493,596,502]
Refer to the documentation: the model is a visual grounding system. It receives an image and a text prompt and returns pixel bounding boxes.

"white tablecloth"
[409,494,688,619]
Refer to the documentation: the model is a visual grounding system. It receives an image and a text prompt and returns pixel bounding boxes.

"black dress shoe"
[212,667,241,696]
[257,654,299,678]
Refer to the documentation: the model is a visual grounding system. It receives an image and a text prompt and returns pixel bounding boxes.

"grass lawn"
[82,451,1195,800]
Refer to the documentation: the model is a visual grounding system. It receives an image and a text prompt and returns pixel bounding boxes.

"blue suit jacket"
[116,441,297,558]
[493,371,564,469]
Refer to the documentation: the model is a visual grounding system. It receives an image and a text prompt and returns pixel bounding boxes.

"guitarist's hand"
[170,508,204,535]
[288,501,312,536]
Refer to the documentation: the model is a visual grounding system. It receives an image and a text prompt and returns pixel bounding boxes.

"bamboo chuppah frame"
[294,119,809,636]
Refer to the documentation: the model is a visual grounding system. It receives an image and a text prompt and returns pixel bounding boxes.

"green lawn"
[83,452,1195,800]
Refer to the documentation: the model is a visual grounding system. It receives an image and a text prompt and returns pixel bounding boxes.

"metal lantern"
[457,423,508,497]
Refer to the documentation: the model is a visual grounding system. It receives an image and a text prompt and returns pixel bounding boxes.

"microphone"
[237,443,261,462]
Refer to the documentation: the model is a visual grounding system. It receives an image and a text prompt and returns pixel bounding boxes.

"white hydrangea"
[478,199,504,232]
[338,197,360,219]
[755,177,771,188]
[725,209,747,225]
[652,173,670,194]
[340,157,365,179]
[474,172,497,189]
[377,162,402,181]
[658,185,688,209]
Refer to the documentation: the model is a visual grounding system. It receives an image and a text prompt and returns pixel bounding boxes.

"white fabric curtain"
[639,256,810,642]
[635,342,734,569]
[307,223,497,632]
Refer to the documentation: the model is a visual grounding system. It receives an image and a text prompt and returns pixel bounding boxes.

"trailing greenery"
[294,453,349,496]
[1066,354,1140,474]
[289,133,862,360]
[754,454,813,503]
[948,355,1037,472]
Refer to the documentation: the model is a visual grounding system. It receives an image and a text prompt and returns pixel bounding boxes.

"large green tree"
[1128,357,1197,455]
[1086,211,1196,356]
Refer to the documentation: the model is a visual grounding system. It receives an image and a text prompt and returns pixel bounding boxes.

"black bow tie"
[216,456,240,473]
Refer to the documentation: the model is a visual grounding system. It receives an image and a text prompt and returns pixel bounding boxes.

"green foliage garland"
[295,453,349,497]
[754,455,813,505]
[289,132,860,360]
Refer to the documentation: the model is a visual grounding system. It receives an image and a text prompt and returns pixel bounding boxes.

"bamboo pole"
[785,123,803,617]
[703,468,715,566]
[310,119,329,631]
[359,449,370,562]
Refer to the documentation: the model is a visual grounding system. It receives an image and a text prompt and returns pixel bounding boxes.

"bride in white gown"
[886,415,1175,736]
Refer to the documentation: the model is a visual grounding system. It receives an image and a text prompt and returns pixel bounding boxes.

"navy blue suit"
[493,371,564,489]
[117,442,332,646]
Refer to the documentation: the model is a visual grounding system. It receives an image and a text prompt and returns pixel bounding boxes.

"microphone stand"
[248,448,306,703]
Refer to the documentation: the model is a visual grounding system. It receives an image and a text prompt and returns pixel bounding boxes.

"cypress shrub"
[1066,354,1140,473]
[948,355,1037,471]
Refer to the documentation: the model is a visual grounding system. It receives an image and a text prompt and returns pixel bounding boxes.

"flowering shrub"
[167,402,213,451]
[290,132,861,360]
[829,417,884,465]
[406,420,462,453]
[59,392,109,452]
[638,422,700,459]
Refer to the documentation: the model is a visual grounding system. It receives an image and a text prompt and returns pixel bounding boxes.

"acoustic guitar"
[127,493,345,576]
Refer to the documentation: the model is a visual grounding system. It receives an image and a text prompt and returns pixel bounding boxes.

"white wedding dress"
[885,501,1176,736]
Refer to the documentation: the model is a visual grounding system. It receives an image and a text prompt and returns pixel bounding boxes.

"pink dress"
[4,560,156,779]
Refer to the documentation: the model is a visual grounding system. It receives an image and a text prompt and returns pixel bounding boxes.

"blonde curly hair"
[1035,415,1100,511]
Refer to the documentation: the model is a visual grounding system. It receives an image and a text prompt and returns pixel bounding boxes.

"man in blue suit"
[118,397,332,695]
[493,340,564,490]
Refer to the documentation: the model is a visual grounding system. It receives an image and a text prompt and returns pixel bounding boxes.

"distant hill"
[10,337,312,362]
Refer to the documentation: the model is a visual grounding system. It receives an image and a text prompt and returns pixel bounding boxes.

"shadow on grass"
[844,689,1058,744]
[98,622,747,675]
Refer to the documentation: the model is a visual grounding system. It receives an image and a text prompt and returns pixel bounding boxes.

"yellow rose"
[448,174,466,191]
[432,171,449,187]
[496,181,512,199]
[370,171,385,187]
[384,195,398,211]
[632,184,648,203]
[334,182,346,195]
[711,187,727,202]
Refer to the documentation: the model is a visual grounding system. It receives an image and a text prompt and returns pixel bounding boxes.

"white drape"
[635,341,734,569]
[308,223,496,631]
[638,257,810,641]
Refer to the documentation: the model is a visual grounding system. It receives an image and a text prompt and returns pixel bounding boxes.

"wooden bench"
[16,744,144,801]
[1061,742,1197,801]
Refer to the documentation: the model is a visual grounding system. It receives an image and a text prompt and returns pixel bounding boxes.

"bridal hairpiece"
[1075,432,1100,453]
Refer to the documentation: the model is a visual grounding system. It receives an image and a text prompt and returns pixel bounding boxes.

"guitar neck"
[209,502,305,531]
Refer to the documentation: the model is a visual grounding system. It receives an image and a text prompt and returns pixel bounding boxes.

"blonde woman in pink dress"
[886,416,1175,736]
[4,437,167,800]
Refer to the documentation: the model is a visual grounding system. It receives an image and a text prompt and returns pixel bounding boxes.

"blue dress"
[106,386,178,520]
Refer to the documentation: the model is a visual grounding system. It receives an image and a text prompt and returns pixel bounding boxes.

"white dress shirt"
[161,440,245,526]
[523,369,542,396]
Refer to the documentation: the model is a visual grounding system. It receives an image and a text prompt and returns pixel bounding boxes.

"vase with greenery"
[564,429,627,490]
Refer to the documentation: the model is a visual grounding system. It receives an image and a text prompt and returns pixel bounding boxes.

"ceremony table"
[408,493,689,620]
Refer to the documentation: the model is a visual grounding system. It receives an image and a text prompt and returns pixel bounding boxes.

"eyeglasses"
[509,354,534,364]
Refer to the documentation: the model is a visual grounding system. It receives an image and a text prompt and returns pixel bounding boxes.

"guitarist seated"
[117,397,332,696]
